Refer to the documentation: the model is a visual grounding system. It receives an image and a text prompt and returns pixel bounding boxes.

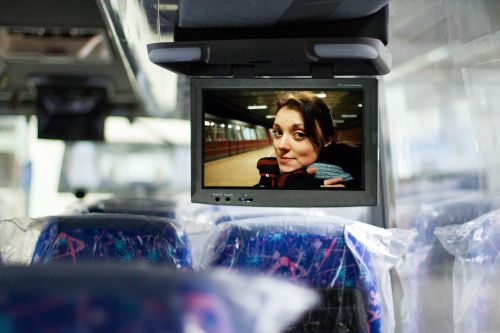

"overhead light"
[315,92,327,98]
[148,47,202,63]
[265,115,276,119]
[210,122,215,127]
[227,124,233,129]
[235,126,241,130]
[156,4,179,11]
[357,103,363,108]
[247,105,268,110]
[220,124,225,128]
[333,119,345,124]
[314,43,378,60]
[341,114,357,118]
[204,121,210,126]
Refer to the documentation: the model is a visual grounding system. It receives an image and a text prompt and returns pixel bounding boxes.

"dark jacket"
[254,157,323,188]
[255,144,361,189]
[317,143,362,189]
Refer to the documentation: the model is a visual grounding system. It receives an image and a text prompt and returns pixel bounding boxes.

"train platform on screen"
[204,146,273,187]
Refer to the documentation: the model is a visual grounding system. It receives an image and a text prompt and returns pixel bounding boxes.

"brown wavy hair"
[276,92,337,149]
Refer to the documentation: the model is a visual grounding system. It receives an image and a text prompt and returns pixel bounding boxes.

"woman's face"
[272,107,319,173]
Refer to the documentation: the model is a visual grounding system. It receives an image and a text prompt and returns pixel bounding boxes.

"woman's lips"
[279,157,295,163]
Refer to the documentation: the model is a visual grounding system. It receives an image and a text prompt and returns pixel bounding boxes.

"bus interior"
[0,0,499,332]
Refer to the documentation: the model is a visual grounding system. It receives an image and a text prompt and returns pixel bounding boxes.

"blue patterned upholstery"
[205,218,381,333]
[0,265,237,333]
[31,214,191,269]
[86,198,177,218]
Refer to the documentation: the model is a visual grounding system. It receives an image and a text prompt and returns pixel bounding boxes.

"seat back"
[0,264,237,333]
[435,211,500,333]
[204,218,381,333]
[399,196,500,333]
[31,213,191,269]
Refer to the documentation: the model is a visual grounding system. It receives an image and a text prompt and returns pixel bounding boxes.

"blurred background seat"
[435,209,500,333]
[397,196,500,333]
[0,264,246,333]
[0,263,319,333]
[31,213,192,269]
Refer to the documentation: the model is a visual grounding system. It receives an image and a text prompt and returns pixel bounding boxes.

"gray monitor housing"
[148,4,390,207]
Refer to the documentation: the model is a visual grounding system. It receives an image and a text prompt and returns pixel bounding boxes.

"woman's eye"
[293,131,306,140]
[272,130,282,138]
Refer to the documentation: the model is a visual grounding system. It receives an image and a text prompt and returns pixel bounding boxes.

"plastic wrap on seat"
[210,206,368,225]
[396,196,500,333]
[0,264,317,333]
[178,204,367,270]
[31,213,191,269]
[435,209,500,333]
[0,217,49,265]
[201,215,415,333]
[182,204,364,269]
[394,190,481,229]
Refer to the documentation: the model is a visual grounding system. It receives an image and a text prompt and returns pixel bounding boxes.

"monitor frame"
[191,78,378,207]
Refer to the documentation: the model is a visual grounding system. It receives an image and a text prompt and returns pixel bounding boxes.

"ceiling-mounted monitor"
[34,76,108,141]
[191,78,378,207]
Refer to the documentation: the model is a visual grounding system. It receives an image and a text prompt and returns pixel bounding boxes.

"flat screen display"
[36,86,106,141]
[191,78,378,207]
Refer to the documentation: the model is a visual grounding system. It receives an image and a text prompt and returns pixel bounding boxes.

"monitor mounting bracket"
[148,37,391,78]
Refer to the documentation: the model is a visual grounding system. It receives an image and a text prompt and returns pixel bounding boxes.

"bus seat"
[31,213,191,269]
[397,196,500,333]
[202,217,383,333]
[0,264,318,333]
[211,207,367,225]
[85,198,177,219]
[0,264,246,333]
[435,209,500,333]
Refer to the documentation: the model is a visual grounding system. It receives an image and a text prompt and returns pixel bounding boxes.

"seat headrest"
[31,214,191,268]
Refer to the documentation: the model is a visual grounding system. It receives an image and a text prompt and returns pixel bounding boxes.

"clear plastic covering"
[175,203,368,269]
[0,217,48,265]
[210,269,319,333]
[0,213,192,269]
[434,209,500,333]
[200,215,415,333]
[0,264,318,333]
[395,196,500,333]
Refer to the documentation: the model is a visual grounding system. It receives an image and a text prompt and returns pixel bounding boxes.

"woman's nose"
[277,135,291,150]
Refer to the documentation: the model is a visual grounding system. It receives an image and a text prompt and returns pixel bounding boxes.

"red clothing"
[254,157,323,188]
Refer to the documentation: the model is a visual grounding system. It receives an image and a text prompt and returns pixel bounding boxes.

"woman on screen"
[254,92,360,189]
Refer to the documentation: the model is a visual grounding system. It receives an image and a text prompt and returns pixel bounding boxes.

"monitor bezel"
[191,78,378,207]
